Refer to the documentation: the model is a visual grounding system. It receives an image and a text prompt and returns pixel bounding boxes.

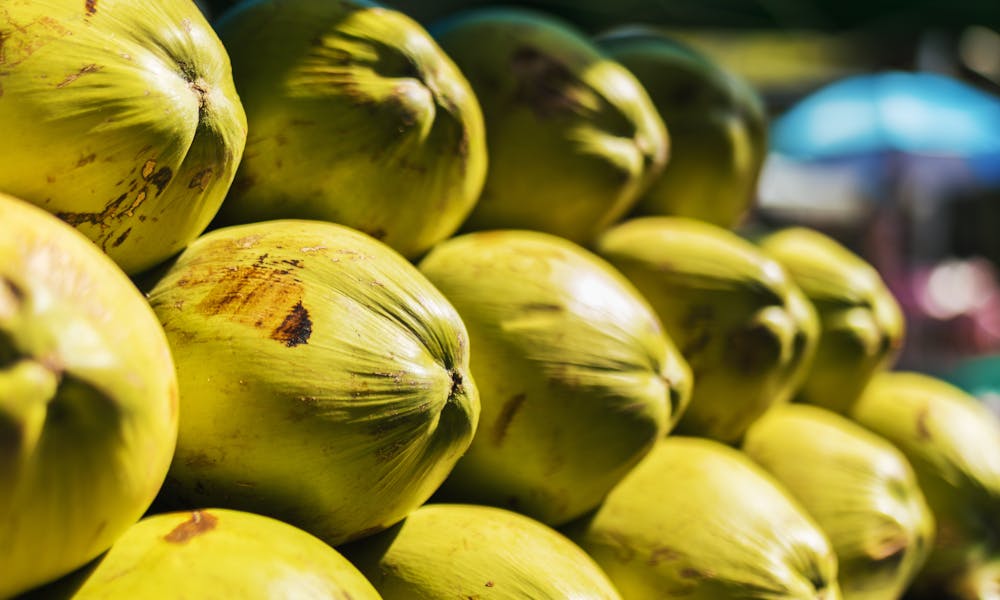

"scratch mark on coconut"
[521,302,563,313]
[57,192,128,229]
[1,18,74,69]
[680,566,712,579]
[188,167,213,191]
[85,0,98,16]
[604,530,636,561]
[146,165,173,196]
[56,157,170,238]
[164,510,218,543]
[915,406,932,440]
[111,226,132,248]
[183,452,216,469]
[56,63,101,88]
[648,546,682,566]
[375,438,408,462]
[195,263,312,346]
[493,393,526,445]
[271,301,312,347]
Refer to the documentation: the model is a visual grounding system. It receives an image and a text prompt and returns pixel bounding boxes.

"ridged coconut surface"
[0,194,178,597]
[212,0,486,260]
[344,503,621,599]
[146,219,479,546]
[28,509,383,599]
[563,436,842,599]
[419,229,689,526]
[851,371,1000,589]
[430,8,669,245]
[759,227,905,414]
[597,27,768,229]
[0,0,247,274]
[596,216,819,444]
[743,403,935,600]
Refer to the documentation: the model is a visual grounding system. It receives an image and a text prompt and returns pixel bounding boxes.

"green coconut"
[0,194,178,598]
[418,229,690,526]
[596,27,769,229]
[0,0,247,275]
[742,403,935,600]
[429,8,669,245]
[758,227,905,414]
[145,219,479,546]
[851,371,1000,589]
[594,216,819,444]
[941,556,1000,600]
[342,503,621,599]
[212,0,487,260]
[24,509,382,599]
[563,436,842,599]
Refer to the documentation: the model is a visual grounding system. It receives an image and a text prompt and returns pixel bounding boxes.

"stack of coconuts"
[1,1,997,599]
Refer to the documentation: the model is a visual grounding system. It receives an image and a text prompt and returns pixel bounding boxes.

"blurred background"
[376,0,1000,412]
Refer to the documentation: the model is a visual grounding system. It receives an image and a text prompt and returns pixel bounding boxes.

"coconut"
[145,219,479,546]
[429,8,669,245]
[418,229,689,526]
[24,509,382,599]
[742,403,935,600]
[596,27,769,229]
[0,0,247,275]
[594,216,819,444]
[211,0,486,260]
[563,436,842,599]
[851,371,1000,589]
[0,193,178,597]
[940,557,1000,600]
[758,227,905,414]
[342,503,621,599]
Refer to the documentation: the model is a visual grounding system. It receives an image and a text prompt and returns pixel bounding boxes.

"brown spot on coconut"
[163,511,218,544]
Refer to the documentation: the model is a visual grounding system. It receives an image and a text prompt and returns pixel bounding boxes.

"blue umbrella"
[760,71,1000,372]
[759,71,1000,223]
[771,71,1000,170]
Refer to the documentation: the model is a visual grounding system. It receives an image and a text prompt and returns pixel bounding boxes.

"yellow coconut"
[430,8,669,245]
[851,371,1000,589]
[758,227,905,414]
[563,436,842,599]
[742,403,935,600]
[343,503,621,599]
[24,509,382,599]
[213,0,487,260]
[145,219,479,546]
[418,229,690,526]
[0,193,178,597]
[0,0,247,274]
[597,27,769,229]
[595,216,819,444]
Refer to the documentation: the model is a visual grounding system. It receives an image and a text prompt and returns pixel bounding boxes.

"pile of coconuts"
[1,1,997,599]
